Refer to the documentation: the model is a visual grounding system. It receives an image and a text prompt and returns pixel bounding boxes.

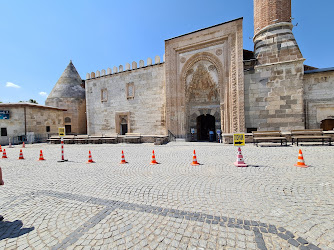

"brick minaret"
[253,0,303,65]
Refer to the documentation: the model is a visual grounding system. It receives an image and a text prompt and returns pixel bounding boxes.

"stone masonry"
[46,61,87,135]
[304,70,334,129]
[0,104,65,145]
[75,0,334,138]
[85,63,166,136]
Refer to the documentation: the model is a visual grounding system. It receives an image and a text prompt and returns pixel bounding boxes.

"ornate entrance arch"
[180,52,223,140]
[165,18,245,138]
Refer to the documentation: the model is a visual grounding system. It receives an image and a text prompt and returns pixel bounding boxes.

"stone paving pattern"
[0,142,333,249]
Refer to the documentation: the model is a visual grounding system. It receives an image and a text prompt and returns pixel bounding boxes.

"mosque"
[2,0,333,145]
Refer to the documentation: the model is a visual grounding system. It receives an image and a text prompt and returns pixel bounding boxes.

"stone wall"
[304,70,334,129]
[45,98,87,134]
[244,60,305,131]
[0,105,64,145]
[85,64,166,136]
[253,22,303,65]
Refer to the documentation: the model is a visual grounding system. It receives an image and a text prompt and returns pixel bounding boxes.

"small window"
[46,126,50,132]
[65,117,71,123]
[1,128,7,136]
[126,82,135,99]
[101,89,108,102]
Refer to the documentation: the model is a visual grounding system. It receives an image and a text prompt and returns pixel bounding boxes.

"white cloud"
[6,82,21,88]
[39,92,48,97]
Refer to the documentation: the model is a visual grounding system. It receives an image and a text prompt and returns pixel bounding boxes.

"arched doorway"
[197,114,215,141]
[120,118,128,135]
[64,117,72,134]
[320,119,334,131]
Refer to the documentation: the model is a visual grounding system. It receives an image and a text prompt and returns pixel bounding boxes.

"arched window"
[65,117,71,123]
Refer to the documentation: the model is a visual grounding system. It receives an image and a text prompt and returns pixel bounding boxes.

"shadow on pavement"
[0,220,34,240]
[247,165,267,168]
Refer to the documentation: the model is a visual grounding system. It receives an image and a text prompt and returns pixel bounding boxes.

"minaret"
[253,0,303,65]
[46,61,87,134]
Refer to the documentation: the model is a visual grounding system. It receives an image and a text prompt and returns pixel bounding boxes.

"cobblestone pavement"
[0,142,333,249]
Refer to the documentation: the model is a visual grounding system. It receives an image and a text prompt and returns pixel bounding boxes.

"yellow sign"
[233,133,245,146]
[58,127,65,137]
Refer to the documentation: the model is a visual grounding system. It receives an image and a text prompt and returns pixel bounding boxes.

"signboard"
[216,130,221,134]
[0,110,9,120]
[191,128,195,134]
[58,127,65,137]
[233,133,245,146]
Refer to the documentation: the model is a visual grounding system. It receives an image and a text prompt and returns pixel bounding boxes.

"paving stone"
[0,143,332,249]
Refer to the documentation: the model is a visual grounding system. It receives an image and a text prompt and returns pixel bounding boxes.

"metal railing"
[168,130,176,142]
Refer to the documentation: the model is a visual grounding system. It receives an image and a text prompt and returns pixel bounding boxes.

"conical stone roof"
[47,61,85,99]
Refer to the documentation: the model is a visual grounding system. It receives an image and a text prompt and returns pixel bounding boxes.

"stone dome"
[46,61,85,100]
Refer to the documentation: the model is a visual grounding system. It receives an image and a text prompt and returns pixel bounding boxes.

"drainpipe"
[24,106,27,136]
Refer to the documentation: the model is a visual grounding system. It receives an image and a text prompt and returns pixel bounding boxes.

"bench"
[102,134,117,144]
[74,135,89,144]
[63,135,75,144]
[47,136,60,144]
[124,133,141,143]
[291,129,332,146]
[87,135,103,144]
[252,131,288,146]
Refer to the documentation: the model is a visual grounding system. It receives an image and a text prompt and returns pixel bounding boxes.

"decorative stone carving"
[96,70,100,77]
[139,60,145,67]
[91,72,95,78]
[119,65,123,72]
[186,69,194,77]
[125,63,130,71]
[180,57,186,63]
[216,49,223,56]
[132,61,137,69]
[113,66,118,73]
[101,69,106,76]
[186,63,218,103]
[86,73,90,79]
[230,39,238,132]
[208,65,217,71]
[107,68,112,74]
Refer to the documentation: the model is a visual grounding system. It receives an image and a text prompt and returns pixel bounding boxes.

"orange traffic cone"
[18,149,24,160]
[22,142,25,148]
[120,150,128,164]
[0,145,2,152]
[234,147,248,167]
[2,149,7,159]
[38,150,45,161]
[150,150,158,165]
[294,149,308,168]
[191,150,200,166]
[87,150,95,163]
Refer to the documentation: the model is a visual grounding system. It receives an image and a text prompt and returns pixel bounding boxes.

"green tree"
[29,99,38,104]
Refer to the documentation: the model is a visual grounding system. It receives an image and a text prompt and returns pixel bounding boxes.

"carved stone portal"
[186,63,219,103]
[165,18,245,137]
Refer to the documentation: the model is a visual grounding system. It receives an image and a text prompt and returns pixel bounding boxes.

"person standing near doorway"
[209,129,214,142]
[0,167,4,221]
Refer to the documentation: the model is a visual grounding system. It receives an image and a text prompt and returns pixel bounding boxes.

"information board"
[0,110,10,119]
[58,127,65,137]
[233,133,245,146]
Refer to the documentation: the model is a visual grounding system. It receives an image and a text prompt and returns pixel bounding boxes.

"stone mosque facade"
[47,0,334,141]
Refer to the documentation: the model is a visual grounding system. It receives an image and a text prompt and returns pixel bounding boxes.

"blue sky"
[0,0,333,104]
